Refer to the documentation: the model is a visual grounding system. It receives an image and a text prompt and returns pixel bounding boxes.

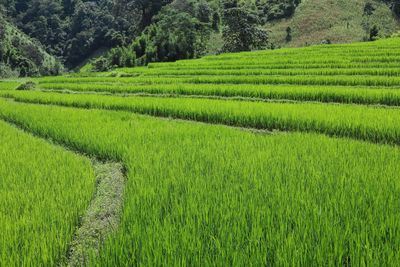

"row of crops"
[36,75,400,87]
[2,90,400,145]
[1,37,400,265]
[0,119,95,266]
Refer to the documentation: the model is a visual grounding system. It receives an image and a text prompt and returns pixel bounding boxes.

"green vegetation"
[2,35,400,266]
[0,0,171,67]
[3,89,400,145]
[267,0,400,47]
[0,15,62,77]
[0,81,20,90]
[0,100,400,265]
[34,74,400,87]
[2,0,399,75]
[221,0,268,52]
[33,38,400,98]
[67,162,125,267]
[36,82,400,106]
[0,119,95,266]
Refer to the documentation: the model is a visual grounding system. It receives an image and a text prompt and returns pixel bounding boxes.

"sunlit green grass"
[0,81,19,90]
[0,100,399,265]
[34,74,400,87]
[2,37,400,266]
[3,90,400,145]
[38,82,400,106]
[0,119,95,267]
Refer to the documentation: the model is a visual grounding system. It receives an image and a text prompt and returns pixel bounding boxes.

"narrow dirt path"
[66,161,125,267]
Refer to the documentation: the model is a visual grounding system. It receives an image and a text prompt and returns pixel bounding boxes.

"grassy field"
[1,38,400,265]
[0,119,95,266]
[266,0,400,47]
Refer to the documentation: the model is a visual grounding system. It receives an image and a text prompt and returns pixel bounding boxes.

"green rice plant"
[137,68,400,77]
[0,81,19,90]
[180,75,400,87]
[38,82,400,106]
[1,35,400,267]
[0,99,399,266]
[144,62,400,70]
[0,119,95,267]
[148,59,400,68]
[2,90,400,145]
[122,63,389,73]
[35,75,400,87]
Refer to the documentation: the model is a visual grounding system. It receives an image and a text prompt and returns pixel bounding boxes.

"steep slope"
[0,15,62,77]
[267,0,400,47]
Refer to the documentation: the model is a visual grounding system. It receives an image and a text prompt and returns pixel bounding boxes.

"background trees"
[0,0,173,68]
[2,0,398,76]
[221,0,268,52]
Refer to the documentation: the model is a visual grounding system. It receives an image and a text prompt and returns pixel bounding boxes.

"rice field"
[1,38,400,265]
[0,81,19,90]
[0,119,95,266]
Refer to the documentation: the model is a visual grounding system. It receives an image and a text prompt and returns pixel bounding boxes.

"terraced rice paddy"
[1,38,400,265]
[0,120,95,266]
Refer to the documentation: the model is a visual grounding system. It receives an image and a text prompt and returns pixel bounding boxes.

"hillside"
[0,15,62,78]
[267,0,400,47]
[1,38,400,265]
[1,0,399,76]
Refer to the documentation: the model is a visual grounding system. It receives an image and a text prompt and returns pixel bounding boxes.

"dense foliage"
[93,0,269,70]
[0,0,300,73]
[221,0,268,52]
[1,0,399,75]
[0,0,172,67]
[0,15,62,77]
[243,0,301,22]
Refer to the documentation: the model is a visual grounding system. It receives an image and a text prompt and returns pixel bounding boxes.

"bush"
[16,81,36,91]
[92,57,111,72]
[391,31,400,38]
[0,63,20,78]
[369,25,379,41]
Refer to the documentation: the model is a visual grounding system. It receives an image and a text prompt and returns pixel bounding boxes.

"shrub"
[92,57,111,72]
[16,81,36,91]
[0,63,20,78]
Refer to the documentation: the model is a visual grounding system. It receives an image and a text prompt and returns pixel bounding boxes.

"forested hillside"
[0,14,62,77]
[0,0,399,77]
[1,0,172,66]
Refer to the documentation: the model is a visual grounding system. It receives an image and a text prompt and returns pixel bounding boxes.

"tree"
[369,25,379,41]
[212,11,220,32]
[129,4,212,65]
[13,0,66,55]
[92,56,110,72]
[363,2,375,16]
[128,0,173,29]
[196,1,212,23]
[65,1,118,66]
[221,0,268,52]
[285,26,292,43]
[392,0,400,17]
